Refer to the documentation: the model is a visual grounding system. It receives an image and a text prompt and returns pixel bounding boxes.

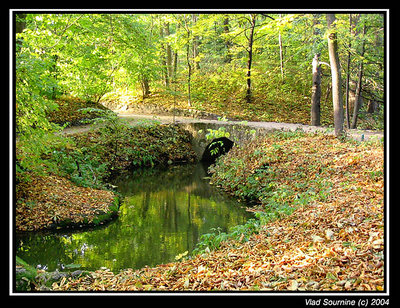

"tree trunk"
[186,37,192,107]
[350,23,367,129]
[245,14,256,104]
[223,16,232,63]
[159,26,169,87]
[278,32,284,82]
[165,23,173,82]
[350,61,364,129]
[311,53,321,126]
[173,50,178,80]
[15,13,26,53]
[183,15,192,107]
[345,14,352,129]
[192,14,200,70]
[326,14,344,137]
[141,77,150,99]
[15,13,26,34]
[173,23,180,81]
[278,14,284,82]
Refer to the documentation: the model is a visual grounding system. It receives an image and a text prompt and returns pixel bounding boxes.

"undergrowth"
[192,130,382,255]
[17,112,197,190]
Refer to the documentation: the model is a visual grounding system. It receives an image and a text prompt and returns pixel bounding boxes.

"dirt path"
[62,112,384,142]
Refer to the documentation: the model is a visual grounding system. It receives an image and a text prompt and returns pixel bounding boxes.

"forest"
[16,13,384,129]
[13,11,385,293]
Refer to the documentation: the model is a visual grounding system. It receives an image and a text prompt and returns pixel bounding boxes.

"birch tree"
[326,14,344,137]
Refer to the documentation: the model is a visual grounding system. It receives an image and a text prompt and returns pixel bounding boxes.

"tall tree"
[15,13,26,52]
[350,21,367,129]
[326,14,344,137]
[223,16,232,63]
[165,23,173,85]
[344,14,353,129]
[310,53,321,126]
[278,14,284,82]
[245,14,257,104]
[180,14,193,107]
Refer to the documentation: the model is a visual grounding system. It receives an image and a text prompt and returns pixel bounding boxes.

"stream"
[15,163,253,272]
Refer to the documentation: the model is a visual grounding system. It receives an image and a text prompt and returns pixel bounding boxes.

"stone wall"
[177,121,275,159]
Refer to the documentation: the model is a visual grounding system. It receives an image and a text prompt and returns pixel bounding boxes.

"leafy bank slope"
[16,123,197,232]
[52,132,384,291]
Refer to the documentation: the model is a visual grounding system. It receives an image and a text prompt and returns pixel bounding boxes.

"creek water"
[15,163,252,272]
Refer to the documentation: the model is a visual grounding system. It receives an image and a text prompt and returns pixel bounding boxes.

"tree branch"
[45,14,84,50]
[261,14,275,20]
[319,61,331,67]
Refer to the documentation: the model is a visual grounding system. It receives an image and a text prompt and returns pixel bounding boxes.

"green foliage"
[192,218,261,255]
[14,13,384,184]
[205,127,231,141]
[45,120,196,187]
[16,132,70,182]
[16,53,59,134]
[15,13,384,131]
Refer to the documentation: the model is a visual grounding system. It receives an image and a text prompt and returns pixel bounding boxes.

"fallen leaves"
[51,133,384,292]
[16,173,118,232]
[47,96,108,126]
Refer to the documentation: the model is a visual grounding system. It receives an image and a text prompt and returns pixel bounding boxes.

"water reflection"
[16,163,252,272]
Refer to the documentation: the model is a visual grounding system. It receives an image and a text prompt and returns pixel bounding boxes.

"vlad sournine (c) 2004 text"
[305,298,389,307]
[305,299,356,306]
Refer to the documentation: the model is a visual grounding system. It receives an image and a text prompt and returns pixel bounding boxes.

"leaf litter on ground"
[49,133,384,291]
[16,173,117,232]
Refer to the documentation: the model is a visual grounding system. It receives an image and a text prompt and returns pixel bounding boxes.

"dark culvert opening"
[201,137,234,163]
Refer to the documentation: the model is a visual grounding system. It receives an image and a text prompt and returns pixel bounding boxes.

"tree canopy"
[14,12,385,176]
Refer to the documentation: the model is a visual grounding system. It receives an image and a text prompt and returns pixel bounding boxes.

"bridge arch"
[176,121,265,162]
[201,137,234,163]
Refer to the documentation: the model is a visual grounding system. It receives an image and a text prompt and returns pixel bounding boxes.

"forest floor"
[51,132,385,292]
[15,174,119,232]
[17,96,385,292]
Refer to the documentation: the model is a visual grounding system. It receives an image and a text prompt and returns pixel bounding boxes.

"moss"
[91,196,120,226]
[16,256,91,291]
[53,196,120,230]
[16,256,38,291]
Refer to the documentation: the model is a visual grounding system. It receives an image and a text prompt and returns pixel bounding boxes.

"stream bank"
[16,163,253,278]
[15,121,385,292]
[16,122,198,232]
[15,121,201,291]
[51,131,384,292]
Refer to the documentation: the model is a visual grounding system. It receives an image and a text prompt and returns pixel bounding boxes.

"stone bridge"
[66,113,384,162]
[115,113,384,162]
[177,121,271,162]
[175,118,382,162]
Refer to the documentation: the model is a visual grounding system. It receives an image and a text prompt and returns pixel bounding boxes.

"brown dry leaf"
[43,134,384,292]
[16,174,117,232]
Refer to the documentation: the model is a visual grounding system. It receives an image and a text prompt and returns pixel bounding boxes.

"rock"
[71,270,83,277]
[51,270,68,281]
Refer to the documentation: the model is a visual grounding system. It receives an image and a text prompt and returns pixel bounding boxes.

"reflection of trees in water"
[114,163,211,195]
[16,163,252,272]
